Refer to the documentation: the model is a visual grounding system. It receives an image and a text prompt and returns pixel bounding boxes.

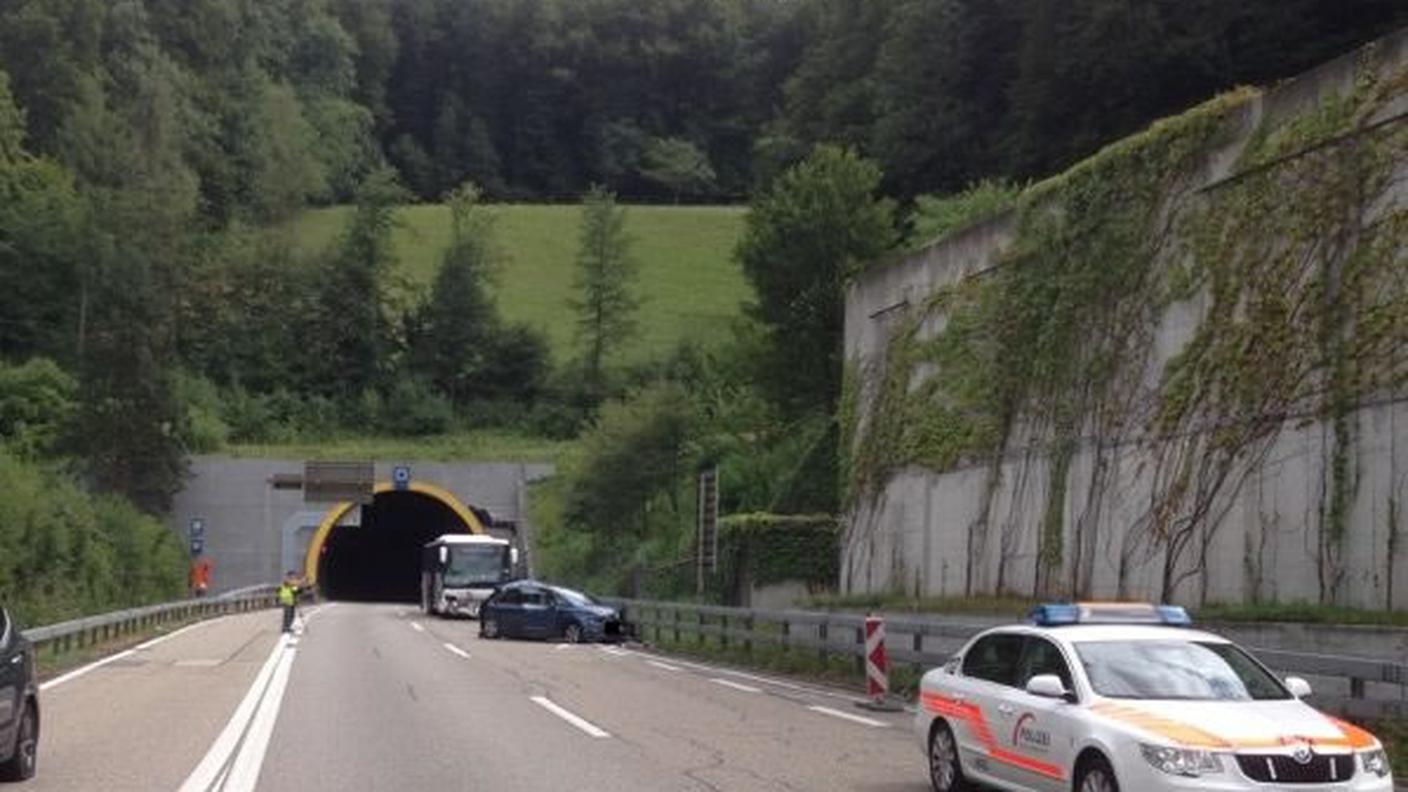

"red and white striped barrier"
[865,615,889,699]
[857,614,902,711]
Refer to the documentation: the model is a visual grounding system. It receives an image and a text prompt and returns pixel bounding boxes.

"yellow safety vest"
[278,584,297,606]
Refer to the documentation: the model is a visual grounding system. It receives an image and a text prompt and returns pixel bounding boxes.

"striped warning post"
[857,614,902,712]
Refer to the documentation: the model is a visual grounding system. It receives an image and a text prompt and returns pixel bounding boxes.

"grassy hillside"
[295,204,750,365]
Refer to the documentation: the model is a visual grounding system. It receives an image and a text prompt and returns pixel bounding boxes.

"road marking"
[530,696,611,738]
[42,616,224,691]
[710,678,762,694]
[221,645,298,791]
[39,648,137,692]
[443,642,471,659]
[555,644,572,650]
[134,619,212,651]
[410,621,425,633]
[174,659,223,667]
[178,633,292,792]
[599,646,628,656]
[659,656,856,702]
[647,660,682,672]
[807,705,889,728]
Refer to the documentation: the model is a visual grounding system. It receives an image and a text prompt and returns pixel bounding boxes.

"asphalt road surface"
[28,602,928,791]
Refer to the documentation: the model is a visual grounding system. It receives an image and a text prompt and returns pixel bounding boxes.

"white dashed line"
[530,696,611,738]
[410,621,425,633]
[807,705,889,728]
[554,644,572,650]
[647,660,682,672]
[443,642,471,659]
[710,678,762,694]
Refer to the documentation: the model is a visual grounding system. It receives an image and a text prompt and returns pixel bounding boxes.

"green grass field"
[294,203,750,365]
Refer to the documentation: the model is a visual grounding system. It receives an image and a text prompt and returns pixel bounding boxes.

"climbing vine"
[844,54,1408,605]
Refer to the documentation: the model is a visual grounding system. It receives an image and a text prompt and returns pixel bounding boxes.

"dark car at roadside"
[479,581,624,643]
[0,606,38,782]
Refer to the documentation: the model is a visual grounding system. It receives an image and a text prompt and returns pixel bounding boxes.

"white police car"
[916,603,1395,791]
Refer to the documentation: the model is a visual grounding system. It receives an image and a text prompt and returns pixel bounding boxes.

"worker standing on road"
[278,571,300,633]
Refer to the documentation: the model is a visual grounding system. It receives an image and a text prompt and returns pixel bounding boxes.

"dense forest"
[1,0,1406,613]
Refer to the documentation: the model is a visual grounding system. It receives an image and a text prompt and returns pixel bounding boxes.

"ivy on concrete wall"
[845,55,1407,605]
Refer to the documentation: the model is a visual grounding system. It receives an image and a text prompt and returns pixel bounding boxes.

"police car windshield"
[1074,640,1291,701]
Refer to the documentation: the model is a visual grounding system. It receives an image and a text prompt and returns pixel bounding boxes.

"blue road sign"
[393,465,412,490]
[190,538,205,557]
[189,518,205,537]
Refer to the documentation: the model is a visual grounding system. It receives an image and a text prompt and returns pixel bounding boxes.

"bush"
[377,378,453,436]
[0,450,184,626]
[174,371,229,453]
[0,357,77,458]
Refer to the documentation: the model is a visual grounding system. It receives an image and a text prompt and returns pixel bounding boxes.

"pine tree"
[569,186,638,401]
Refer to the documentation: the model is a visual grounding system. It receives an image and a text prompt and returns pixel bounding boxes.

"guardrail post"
[721,614,729,649]
[697,610,706,646]
[855,624,866,675]
[1350,676,1365,700]
[818,621,829,665]
[743,615,753,655]
[673,607,681,643]
[781,619,790,652]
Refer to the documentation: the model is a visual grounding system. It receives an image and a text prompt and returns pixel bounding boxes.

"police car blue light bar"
[1027,602,1191,627]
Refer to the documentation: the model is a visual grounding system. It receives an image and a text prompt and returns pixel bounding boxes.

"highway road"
[29,602,928,791]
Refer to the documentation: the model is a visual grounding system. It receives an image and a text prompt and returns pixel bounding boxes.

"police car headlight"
[1361,748,1391,778]
[1139,744,1223,777]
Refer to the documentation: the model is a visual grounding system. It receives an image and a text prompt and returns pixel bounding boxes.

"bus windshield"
[443,545,508,587]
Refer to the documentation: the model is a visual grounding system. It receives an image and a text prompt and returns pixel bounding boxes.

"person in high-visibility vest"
[278,571,300,633]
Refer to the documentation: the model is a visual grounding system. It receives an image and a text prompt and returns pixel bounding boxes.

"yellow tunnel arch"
[302,480,487,585]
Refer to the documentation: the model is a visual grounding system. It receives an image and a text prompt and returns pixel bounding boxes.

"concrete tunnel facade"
[167,457,554,597]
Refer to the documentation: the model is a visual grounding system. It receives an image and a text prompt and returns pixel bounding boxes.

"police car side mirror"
[1026,674,1072,701]
[1285,676,1312,699]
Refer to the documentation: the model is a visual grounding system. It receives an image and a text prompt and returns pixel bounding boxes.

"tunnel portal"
[317,490,472,602]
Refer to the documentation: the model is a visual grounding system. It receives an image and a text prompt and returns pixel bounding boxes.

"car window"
[1019,636,1074,693]
[497,589,524,605]
[1075,640,1291,701]
[961,633,1025,687]
[521,589,548,606]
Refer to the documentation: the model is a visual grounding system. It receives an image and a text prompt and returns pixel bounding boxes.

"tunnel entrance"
[317,490,472,602]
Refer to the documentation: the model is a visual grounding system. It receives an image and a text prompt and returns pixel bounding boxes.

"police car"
[916,603,1394,792]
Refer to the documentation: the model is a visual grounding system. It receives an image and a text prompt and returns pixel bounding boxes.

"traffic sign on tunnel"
[393,465,412,490]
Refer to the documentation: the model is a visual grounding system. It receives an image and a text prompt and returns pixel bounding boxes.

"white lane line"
[599,646,628,656]
[39,649,136,692]
[554,644,572,650]
[178,634,291,792]
[530,696,611,738]
[647,660,682,672]
[409,621,425,633]
[221,646,298,792]
[443,643,471,660]
[134,619,212,651]
[660,656,854,701]
[42,615,225,691]
[710,678,762,694]
[807,705,889,728]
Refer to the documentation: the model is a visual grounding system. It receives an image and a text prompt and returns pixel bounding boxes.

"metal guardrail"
[21,585,279,657]
[607,598,1408,721]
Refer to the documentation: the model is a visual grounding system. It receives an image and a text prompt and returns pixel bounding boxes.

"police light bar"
[1028,602,1191,627]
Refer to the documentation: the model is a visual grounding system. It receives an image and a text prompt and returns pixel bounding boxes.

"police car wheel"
[0,701,37,781]
[1076,756,1119,792]
[564,623,583,643]
[482,618,499,639]
[927,721,967,791]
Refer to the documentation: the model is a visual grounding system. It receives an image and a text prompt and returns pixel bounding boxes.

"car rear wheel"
[1076,755,1119,792]
[928,721,968,791]
[0,701,37,781]
[563,623,583,644]
[482,618,500,639]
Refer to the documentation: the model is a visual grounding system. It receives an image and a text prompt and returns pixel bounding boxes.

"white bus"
[420,534,518,618]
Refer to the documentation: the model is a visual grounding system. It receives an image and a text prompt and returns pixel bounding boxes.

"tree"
[408,182,502,404]
[639,137,716,202]
[569,185,639,400]
[735,145,896,417]
[306,166,406,398]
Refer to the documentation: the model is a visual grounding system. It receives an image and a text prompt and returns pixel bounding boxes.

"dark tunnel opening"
[318,490,472,602]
